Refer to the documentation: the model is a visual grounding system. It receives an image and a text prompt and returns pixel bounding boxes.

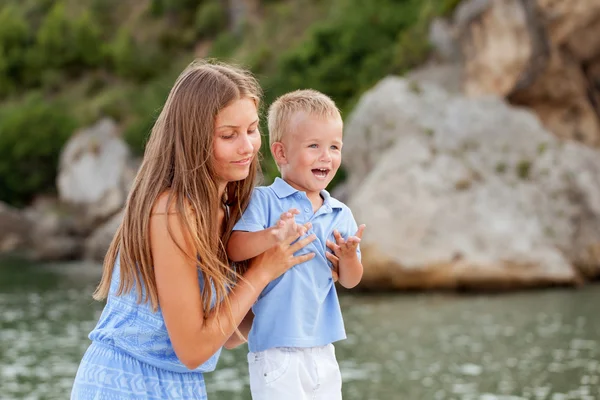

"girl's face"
[213,97,261,184]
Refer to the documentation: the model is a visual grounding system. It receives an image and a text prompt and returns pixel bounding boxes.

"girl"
[70,60,317,399]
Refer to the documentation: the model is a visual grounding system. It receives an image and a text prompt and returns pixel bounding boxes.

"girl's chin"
[217,169,251,183]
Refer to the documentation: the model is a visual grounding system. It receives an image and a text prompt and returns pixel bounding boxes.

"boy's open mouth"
[312,168,330,179]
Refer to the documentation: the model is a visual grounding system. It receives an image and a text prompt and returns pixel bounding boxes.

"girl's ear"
[271,142,287,166]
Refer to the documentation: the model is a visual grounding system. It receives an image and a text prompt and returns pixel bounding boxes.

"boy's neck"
[280,177,323,211]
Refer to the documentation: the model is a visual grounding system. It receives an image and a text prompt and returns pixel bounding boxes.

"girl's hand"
[251,230,317,282]
[326,225,366,262]
[325,251,340,282]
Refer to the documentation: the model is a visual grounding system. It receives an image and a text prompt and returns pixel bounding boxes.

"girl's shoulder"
[151,191,194,216]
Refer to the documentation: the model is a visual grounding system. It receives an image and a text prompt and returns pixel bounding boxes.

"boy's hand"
[326,224,366,261]
[270,209,311,242]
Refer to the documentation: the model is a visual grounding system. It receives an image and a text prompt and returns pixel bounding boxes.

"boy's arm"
[228,209,309,262]
[228,230,280,262]
[224,310,254,349]
[336,241,363,288]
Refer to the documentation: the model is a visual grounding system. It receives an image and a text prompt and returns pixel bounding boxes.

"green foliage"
[35,2,103,72]
[0,95,76,206]
[195,0,227,38]
[150,0,200,21]
[89,0,121,26]
[208,31,240,59]
[266,0,431,113]
[0,0,457,200]
[72,11,105,67]
[516,160,532,180]
[108,28,163,82]
[123,80,172,154]
[441,0,462,14]
[0,5,32,96]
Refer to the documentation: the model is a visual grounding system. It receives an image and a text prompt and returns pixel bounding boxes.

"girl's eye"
[221,134,235,140]
[248,128,258,134]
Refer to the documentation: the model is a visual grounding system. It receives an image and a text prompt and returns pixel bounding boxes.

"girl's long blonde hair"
[93,60,262,323]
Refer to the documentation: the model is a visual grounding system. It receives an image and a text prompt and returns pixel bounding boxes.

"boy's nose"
[320,150,332,162]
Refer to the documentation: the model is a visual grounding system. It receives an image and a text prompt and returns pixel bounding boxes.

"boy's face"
[276,113,343,195]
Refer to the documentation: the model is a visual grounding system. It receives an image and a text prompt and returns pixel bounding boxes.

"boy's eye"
[331,145,339,150]
[308,144,318,148]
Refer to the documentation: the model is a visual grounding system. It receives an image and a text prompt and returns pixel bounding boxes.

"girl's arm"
[151,197,316,370]
[223,310,254,349]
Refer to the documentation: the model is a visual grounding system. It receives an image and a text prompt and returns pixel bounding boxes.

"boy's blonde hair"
[268,89,341,146]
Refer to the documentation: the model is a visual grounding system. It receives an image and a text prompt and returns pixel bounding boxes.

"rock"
[57,118,136,231]
[455,0,600,147]
[537,0,600,61]
[330,181,350,205]
[344,76,600,290]
[24,196,84,261]
[84,211,122,261]
[561,14,600,62]
[428,17,460,63]
[509,50,600,147]
[587,58,600,120]
[404,63,464,95]
[457,0,545,97]
[0,201,31,253]
[31,236,83,261]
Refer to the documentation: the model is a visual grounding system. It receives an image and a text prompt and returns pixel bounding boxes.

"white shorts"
[247,344,342,400]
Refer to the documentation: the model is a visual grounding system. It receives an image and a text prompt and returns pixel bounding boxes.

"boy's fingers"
[282,229,301,245]
[288,208,300,215]
[326,240,340,253]
[333,230,345,245]
[355,224,366,239]
[303,222,312,231]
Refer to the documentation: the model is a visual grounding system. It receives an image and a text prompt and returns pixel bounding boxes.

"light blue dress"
[71,257,221,399]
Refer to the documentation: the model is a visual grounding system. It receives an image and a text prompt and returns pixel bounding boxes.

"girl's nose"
[239,135,254,154]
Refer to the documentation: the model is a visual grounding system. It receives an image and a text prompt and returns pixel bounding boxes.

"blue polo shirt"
[233,177,360,353]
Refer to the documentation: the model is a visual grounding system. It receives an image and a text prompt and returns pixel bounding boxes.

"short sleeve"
[340,206,361,261]
[233,189,269,233]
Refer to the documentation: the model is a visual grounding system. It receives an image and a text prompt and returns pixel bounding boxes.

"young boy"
[226,89,365,400]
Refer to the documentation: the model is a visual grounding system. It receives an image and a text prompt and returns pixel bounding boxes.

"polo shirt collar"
[271,177,344,210]
[272,177,298,199]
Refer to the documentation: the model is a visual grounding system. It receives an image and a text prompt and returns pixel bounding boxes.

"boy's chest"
[274,197,334,224]
[269,200,341,249]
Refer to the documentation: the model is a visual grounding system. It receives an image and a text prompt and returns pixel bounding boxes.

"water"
[1,258,599,400]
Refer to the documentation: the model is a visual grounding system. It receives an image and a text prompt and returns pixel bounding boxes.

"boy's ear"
[271,142,287,165]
